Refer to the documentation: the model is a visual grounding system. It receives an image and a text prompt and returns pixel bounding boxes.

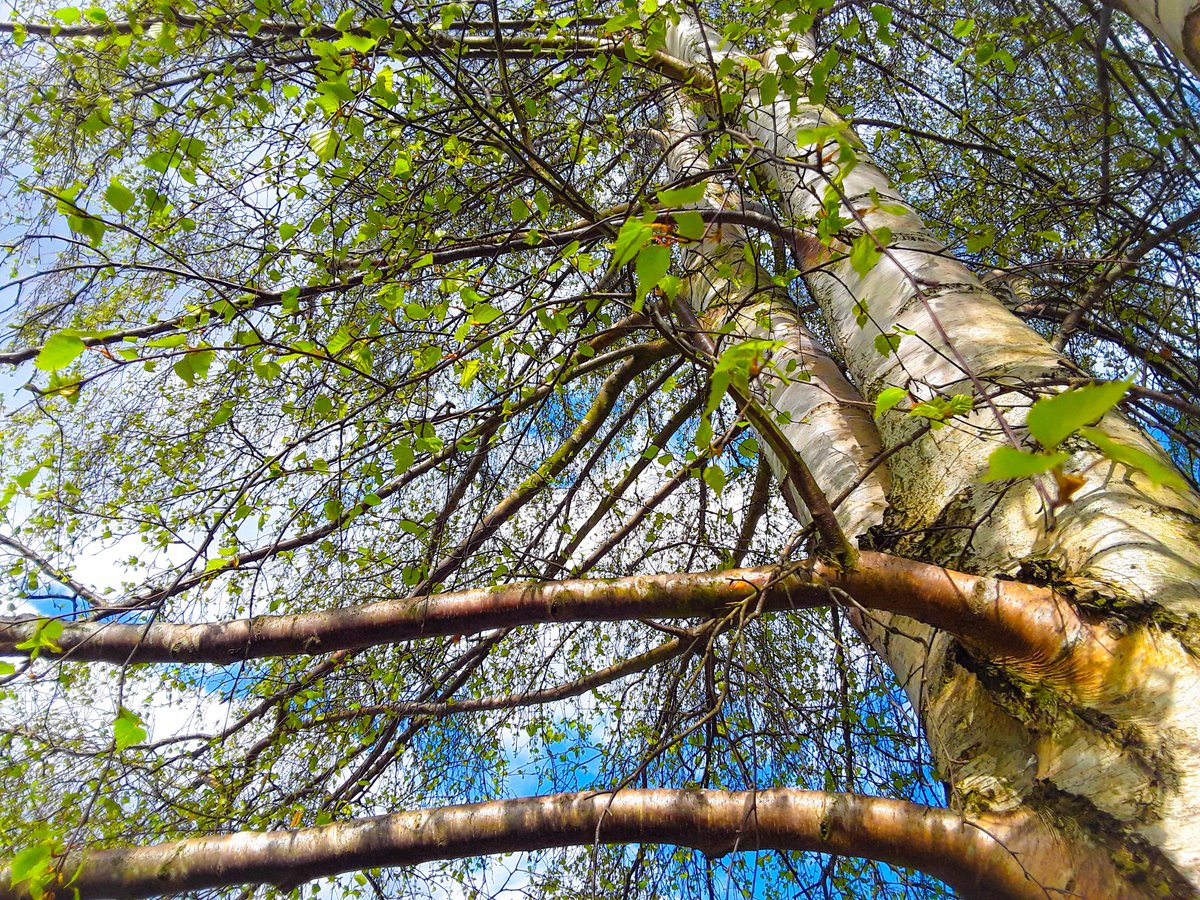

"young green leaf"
[173,348,215,386]
[114,707,147,751]
[14,618,64,656]
[983,446,1070,481]
[849,232,884,277]
[873,332,900,357]
[470,304,503,326]
[611,217,655,267]
[9,844,52,889]
[671,211,706,242]
[634,244,670,310]
[703,464,726,494]
[1026,379,1131,449]
[1078,427,1189,491]
[874,386,907,417]
[308,128,341,163]
[104,180,136,214]
[34,332,86,371]
[656,182,707,207]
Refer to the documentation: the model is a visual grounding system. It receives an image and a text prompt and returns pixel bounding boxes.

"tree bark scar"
[1185,2,1200,71]
[789,232,833,269]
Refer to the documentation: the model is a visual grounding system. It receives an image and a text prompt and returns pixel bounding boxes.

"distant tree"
[0,0,1198,896]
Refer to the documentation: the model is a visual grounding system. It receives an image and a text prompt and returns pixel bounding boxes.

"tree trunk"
[1106,0,1200,75]
[668,17,1200,896]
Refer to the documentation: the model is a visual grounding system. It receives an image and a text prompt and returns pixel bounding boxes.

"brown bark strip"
[0,789,1131,900]
[0,552,1113,695]
[1187,3,1200,71]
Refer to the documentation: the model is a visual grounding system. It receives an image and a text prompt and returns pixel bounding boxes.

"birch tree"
[0,0,1197,896]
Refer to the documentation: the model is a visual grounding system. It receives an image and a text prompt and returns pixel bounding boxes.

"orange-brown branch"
[0,553,1112,695]
[0,789,1131,900]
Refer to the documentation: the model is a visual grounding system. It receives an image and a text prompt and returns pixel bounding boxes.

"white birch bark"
[667,17,1200,893]
[661,91,943,790]
[662,93,887,542]
[1106,0,1200,75]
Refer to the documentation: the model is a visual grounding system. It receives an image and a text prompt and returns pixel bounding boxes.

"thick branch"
[0,789,1125,900]
[0,552,1114,696]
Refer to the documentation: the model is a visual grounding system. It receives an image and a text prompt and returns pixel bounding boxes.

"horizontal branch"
[0,788,1110,900]
[0,552,1114,695]
[0,18,710,86]
[0,207,773,368]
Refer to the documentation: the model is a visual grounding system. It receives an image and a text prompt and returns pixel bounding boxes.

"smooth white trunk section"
[667,17,1200,891]
[662,91,938,770]
[663,93,888,543]
[1109,0,1200,75]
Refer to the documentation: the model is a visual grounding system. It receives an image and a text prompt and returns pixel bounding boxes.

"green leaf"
[611,217,655,268]
[1026,380,1131,449]
[114,706,147,750]
[656,182,707,207]
[703,464,726,494]
[104,180,135,214]
[9,844,51,888]
[34,332,86,371]
[953,17,974,37]
[335,32,376,53]
[873,332,901,357]
[908,394,973,428]
[849,232,885,277]
[1078,427,1188,491]
[983,446,1070,481]
[633,244,670,310]
[965,227,994,252]
[704,339,781,415]
[470,304,503,326]
[672,211,706,242]
[14,461,47,489]
[15,618,64,655]
[211,400,235,427]
[308,128,341,163]
[173,348,215,385]
[510,197,530,220]
[758,71,778,105]
[874,387,907,417]
[439,2,462,28]
[68,213,105,246]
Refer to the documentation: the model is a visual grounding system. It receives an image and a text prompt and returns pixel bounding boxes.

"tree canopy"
[0,0,1197,896]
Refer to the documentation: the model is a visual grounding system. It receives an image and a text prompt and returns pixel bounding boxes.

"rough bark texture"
[667,17,1200,896]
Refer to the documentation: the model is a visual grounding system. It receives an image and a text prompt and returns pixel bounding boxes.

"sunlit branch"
[0,788,1117,900]
[0,552,1119,699]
